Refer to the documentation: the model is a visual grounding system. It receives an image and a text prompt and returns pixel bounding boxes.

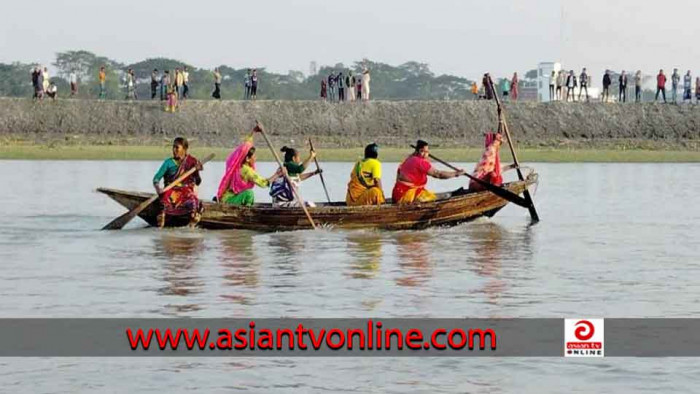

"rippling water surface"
[1,160,699,392]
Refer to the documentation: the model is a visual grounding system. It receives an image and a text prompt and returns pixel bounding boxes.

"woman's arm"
[152,159,173,194]
[299,169,322,181]
[427,167,465,179]
[300,149,316,171]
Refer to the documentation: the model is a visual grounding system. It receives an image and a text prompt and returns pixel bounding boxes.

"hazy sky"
[2,0,699,81]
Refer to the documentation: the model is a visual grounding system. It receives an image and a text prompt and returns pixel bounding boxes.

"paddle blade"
[102,195,158,230]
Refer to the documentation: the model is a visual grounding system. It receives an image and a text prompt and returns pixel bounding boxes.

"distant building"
[309,61,317,76]
[519,82,538,101]
[537,62,561,102]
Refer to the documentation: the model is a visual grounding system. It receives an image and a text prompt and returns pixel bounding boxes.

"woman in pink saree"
[468,132,504,192]
[216,126,283,206]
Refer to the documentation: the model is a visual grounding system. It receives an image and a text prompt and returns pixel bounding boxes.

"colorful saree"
[468,132,504,192]
[346,160,385,206]
[391,155,436,204]
[154,155,202,216]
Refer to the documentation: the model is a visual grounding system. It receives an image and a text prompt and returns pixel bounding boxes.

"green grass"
[1,144,700,162]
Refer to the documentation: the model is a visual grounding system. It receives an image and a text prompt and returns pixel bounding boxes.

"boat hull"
[97,173,537,231]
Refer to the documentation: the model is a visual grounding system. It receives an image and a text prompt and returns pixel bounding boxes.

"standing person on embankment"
[362,68,371,101]
[556,70,565,101]
[579,68,589,102]
[619,70,628,103]
[160,70,169,101]
[182,66,190,99]
[320,79,327,101]
[31,67,41,100]
[655,69,667,103]
[565,70,577,102]
[501,77,510,101]
[250,69,259,100]
[69,71,78,97]
[347,72,354,102]
[244,69,251,100]
[212,68,222,99]
[392,140,465,204]
[151,69,159,100]
[549,70,556,101]
[602,70,611,103]
[635,70,643,102]
[683,70,692,103]
[671,68,680,103]
[98,66,106,99]
[483,73,493,100]
[510,72,519,101]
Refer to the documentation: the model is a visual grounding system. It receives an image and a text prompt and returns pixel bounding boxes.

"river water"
[1,160,699,392]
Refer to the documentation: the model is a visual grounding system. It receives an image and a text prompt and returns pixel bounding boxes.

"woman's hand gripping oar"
[102,153,215,230]
[308,138,331,204]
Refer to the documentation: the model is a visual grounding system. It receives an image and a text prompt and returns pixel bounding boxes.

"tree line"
[0,50,491,101]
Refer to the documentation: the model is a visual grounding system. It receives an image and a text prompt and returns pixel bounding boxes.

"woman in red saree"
[468,132,504,192]
[510,72,519,101]
[153,137,203,227]
[392,140,465,204]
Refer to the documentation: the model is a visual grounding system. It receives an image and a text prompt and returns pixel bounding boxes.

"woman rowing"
[216,125,284,206]
[269,146,322,207]
[468,132,504,192]
[346,143,385,206]
[392,140,465,204]
[152,137,204,227]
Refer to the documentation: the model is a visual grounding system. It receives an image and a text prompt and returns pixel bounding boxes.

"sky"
[1,0,699,82]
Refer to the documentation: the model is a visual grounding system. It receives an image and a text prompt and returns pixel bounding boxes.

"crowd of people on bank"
[475,67,700,104]
[320,68,371,102]
[30,66,59,100]
[31,65,261,106]
[31,63,700,104]
[546,68,700,103]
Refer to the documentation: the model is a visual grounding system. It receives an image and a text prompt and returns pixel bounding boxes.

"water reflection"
[468,223,507,305]
[218,231,259,305]
[152,232,205,314]
[345,232,382,279]
[265,232,306,282]
[393,232,433,287]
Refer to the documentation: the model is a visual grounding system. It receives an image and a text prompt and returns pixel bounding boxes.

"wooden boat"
[97,172,537,231]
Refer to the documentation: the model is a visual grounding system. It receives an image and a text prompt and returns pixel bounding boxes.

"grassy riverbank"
[2,144,700,162]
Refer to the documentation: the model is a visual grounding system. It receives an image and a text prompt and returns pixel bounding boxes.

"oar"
[488,75,540,222]
[102,153,215,230]
[256,121,317,230]
[411,145,530,209]
[308,138,331,203]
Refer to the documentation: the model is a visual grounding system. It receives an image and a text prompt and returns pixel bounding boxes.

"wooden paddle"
[308,138,331,203]
[102,153,215,230]
[411,145,530,209]
[488,75,540,222]
[256,121,317,229]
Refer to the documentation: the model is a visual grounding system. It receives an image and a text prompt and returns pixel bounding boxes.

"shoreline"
[2,144,700,162]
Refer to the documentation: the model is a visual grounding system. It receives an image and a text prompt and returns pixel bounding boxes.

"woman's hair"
[173,137,189,150]
[414,140,429,153]
[280,146,297,162]
[246,147,256,160]
[364,143,379,159]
